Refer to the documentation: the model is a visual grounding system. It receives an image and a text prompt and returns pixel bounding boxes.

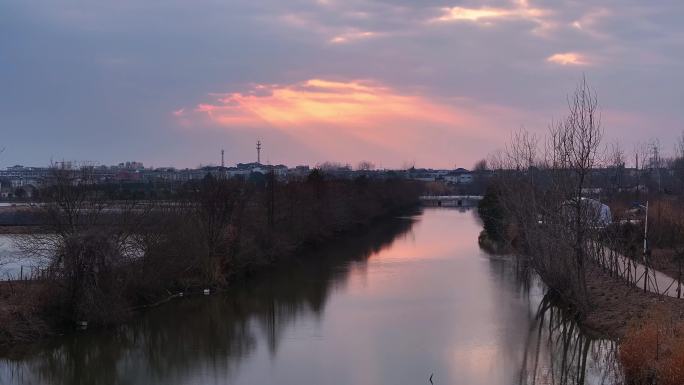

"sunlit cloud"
[546,52,590,66]
[4,0,684,169]
[571,8,611,39]
[330,31,376,44]
[174,79,521,166]
[433,0,551,33]
[184,79,459,132]
[435,7,511,23]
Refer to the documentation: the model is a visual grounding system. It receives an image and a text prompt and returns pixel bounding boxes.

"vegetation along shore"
[0,169,421,348]
[477,80,684,384]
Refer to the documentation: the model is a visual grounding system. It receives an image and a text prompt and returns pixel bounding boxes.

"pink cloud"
[173,79,538,167]
[547,52,591,66]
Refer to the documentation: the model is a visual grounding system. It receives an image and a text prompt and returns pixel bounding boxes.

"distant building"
[561,198,612,227]
[444,168,473,184]
[117,161,144,170]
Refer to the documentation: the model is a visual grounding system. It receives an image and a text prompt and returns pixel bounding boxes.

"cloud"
[432,0,552,34]
[3,0,684,168]
[174,78,523,167]
[182,79,460,136]
[546,52,590,66]
[330,31,377,44]
[571,8,611,37]
[435,7,513,23]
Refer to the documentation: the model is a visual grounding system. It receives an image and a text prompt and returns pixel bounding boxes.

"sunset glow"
[3,0,682,168]
[330,31,376,44]
[172,79,516,166]
[4,0,684,382]
[436,7,512,22]
[435,1,548,28]
[546,52,590,66]
[184,79,457,129]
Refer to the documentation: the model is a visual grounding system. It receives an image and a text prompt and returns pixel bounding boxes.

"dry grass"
[581,262,684,339]
[619,307,684,385]
[0,281,53,345]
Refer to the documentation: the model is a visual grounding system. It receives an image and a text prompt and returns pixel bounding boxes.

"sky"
[1,0,683,169]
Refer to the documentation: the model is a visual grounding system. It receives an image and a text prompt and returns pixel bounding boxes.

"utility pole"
[256,140,262,164]
[267,170,275,228]
[652,143,662,193]
[221,149,225,168]
[635,153,639,202]
[643,201,649,292]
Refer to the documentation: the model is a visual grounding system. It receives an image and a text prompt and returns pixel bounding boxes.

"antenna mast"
[257,140,262,164]
[221,149,225,168]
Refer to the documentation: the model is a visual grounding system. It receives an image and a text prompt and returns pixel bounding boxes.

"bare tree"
[607,141,625,195]
[317,162,351,171]
[552,77,603,302]
[185,174,247,284]
[673,131,684,193]
[14,165,150,323]
[356,161,375,171]
[676,131,684,159]
[488,78,604,310]
[648,139,664,192]
[472,158,488,172]
[401,160,416,171]
[506,127,539,171]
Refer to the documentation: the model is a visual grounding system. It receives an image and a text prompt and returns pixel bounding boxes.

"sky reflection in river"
[0,208,619,385]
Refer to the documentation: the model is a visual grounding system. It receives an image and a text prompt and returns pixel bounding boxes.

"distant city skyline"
[2,1,683,169]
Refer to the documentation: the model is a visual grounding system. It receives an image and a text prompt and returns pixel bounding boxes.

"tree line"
[1,169,421,345]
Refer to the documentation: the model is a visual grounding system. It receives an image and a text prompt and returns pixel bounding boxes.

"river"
[0,235,36,280]
[0,208,620,385]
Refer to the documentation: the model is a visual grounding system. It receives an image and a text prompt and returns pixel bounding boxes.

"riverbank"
[482,238,684,340]
[0,226,45,234]
[477,188,684,341]
[0,176,423,349]
[488,246,683,340]
[1,208,615,385]
[0,205,418,350]
[581,261,684,339]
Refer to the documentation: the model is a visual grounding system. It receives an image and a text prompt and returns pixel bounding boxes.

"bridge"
[419,195,483,207]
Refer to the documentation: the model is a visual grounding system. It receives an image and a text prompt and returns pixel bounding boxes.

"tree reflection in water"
[484,253,621,385]
[517,283,621,385]
[0,215,416,385]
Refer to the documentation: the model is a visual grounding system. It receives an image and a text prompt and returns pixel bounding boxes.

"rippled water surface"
[0,208,620,385]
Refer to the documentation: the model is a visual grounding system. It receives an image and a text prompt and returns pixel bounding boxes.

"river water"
[0,235,35,280]
[0,208,620,385]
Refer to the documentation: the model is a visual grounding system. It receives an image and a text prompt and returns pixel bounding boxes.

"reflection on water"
[486,254,619,385]
[0,235,36,279]
[518,292,620,385]
[0,208,620,385]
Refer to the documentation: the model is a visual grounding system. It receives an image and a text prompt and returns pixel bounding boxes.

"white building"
[444,169,473,184]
